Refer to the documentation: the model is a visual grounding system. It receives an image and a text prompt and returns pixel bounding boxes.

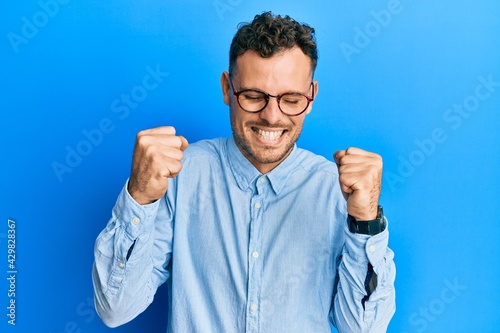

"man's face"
[221,47,318,174]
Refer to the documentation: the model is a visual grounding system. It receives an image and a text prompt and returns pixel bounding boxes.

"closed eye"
[242,93,266,102]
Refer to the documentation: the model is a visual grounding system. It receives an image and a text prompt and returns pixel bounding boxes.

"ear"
[306,80,319,115]
[220,72,231,106]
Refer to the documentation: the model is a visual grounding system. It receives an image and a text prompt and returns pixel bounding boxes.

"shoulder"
[289,147,346,217]
[181,138,229,170]
[294,147,339,177]
[295,147,347,212]
[184,138,226,158]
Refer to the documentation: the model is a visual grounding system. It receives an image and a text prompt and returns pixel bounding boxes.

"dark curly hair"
[229,12,318,76]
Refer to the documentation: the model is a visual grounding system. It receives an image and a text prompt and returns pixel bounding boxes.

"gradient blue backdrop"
[2,1,499,332]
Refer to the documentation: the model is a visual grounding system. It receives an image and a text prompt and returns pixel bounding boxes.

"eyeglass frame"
[228,76,315,117]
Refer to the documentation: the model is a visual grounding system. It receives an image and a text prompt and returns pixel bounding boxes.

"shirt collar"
[226,136,300,195]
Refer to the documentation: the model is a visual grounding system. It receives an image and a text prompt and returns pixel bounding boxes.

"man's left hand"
[334,148,383,220]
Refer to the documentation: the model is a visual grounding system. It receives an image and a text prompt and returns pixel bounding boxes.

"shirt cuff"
[112,179,161,239]
[343,217,390,268]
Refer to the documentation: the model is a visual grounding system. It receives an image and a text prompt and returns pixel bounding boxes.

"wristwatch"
[347,205,386,236]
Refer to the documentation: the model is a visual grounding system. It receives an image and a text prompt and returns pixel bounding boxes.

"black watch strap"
[348,205,385,236]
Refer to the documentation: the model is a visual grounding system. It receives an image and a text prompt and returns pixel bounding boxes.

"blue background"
[2,0,499,332]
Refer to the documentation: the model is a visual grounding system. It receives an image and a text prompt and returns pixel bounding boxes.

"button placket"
[245,177,269,332]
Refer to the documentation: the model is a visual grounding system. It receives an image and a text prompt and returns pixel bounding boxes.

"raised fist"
[334,147,383,220]
[128,126,188,205]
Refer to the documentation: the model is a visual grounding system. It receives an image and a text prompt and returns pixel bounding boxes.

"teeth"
[255,128,283,141]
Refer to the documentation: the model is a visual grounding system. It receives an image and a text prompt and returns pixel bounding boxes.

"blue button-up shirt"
[93,137,395,332]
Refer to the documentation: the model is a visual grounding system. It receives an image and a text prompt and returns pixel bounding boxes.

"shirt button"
[369,245,376,253]
[132,217,140,225]
[118,262,125,268]
[251,304,258,312]
[254,202,261,209]
[252,251,259,259]
[259,177,266,183]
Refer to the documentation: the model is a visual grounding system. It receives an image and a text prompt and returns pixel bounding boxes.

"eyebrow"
[237,84,311,96]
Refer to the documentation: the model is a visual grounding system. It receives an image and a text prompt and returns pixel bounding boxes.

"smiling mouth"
[252,127,285,141]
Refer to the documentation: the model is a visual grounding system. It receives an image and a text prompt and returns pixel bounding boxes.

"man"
[93,12,395,332]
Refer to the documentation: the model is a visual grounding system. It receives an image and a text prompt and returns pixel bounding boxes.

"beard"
[229,106,304,168]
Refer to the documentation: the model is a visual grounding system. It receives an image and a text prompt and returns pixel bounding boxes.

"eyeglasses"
[229,77,315,116]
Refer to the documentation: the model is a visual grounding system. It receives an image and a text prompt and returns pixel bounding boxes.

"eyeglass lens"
[238,90,310,115]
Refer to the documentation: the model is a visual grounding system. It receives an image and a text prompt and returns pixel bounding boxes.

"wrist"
[127,179,157,205]
[347,205,385,236]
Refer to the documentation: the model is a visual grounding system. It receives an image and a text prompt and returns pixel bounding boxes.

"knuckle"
[158,160,177,178]
[366,165,381,180]
[367,164,378,173]
[165,126,176,134]
[169,159,183,174]
[167,146,183,161]
[338,173,349,184]
[157,167,171,179]
[177,149,184,160]
[136,132,151,147]
[143,143,158,157]
[337,155,347,165]
[136,129,150,139]
[173,136,183,149]
[372,153,383,165]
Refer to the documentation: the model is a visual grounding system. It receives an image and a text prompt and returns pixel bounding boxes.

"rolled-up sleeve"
[92,181,173,328]
[332,218,396,333]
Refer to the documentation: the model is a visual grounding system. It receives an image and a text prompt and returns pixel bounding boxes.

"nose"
[259,96,284,124]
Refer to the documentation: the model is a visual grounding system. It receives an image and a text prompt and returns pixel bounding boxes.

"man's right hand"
[127,126,189,205]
